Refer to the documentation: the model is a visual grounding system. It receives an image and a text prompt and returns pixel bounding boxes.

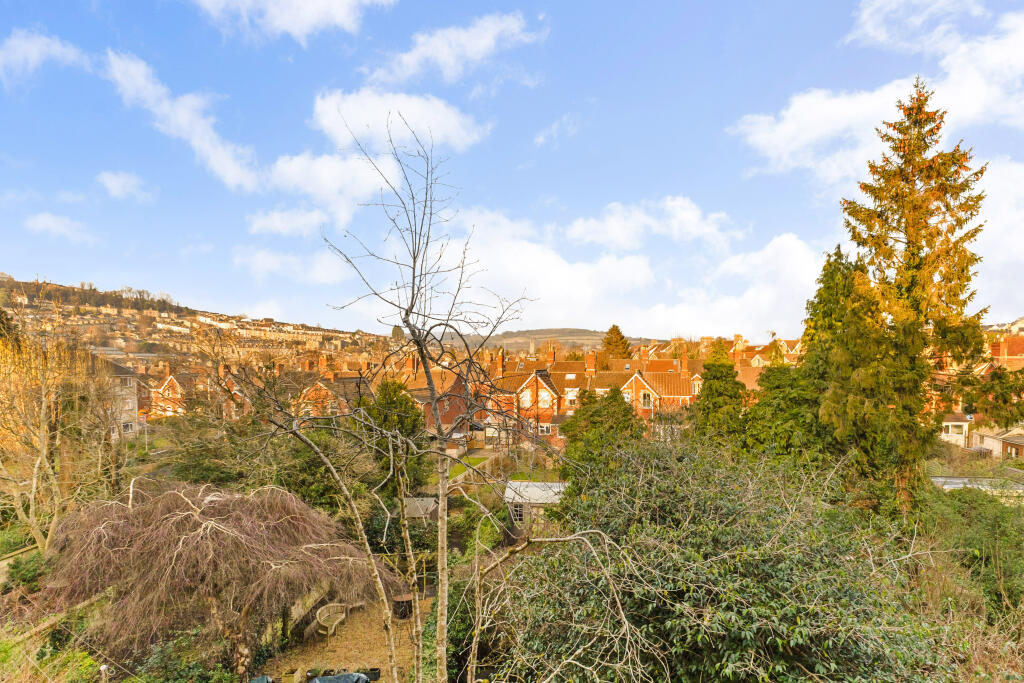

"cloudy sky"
[2,0,1023,340]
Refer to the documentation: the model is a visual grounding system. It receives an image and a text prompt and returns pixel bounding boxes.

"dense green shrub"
[922,486,1024,618]
[0,523,31,555]
[5,551,50,593]
[492,442,952,681]
[133,630,235,683]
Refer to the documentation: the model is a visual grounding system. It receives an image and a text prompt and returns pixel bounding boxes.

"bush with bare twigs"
[43,480,397,678]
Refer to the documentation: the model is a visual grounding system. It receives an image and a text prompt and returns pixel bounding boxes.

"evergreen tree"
[358,380,428,494]
[744,364,829,459]
[690,361,746,444]
[826,81,987,510]
[559,388,644,483]
[601,324,632,358]
[391,325,404,341]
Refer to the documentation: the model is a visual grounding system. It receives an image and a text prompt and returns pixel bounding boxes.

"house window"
[566,373,576,380]
[519,392,532,408]
[642,392,652,409]
[122,422,133,433]
[566,388,578,406]
[692,380,703,395]
[510,503,524,524]
[1010,446,1020,458]
[120,377,133,387]
[538,392,551,408]
[538,424,551,436]
[624,363,631,371]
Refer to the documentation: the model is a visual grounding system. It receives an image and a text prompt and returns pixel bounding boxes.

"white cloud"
[247,208,328,236]
[533,113,578,147]
[104,50,259,191]
[731,79,912,186]
[846,0,986,51]
[447,207,820,339]
[313,88,490,153]
[96,170,154,201]
[24,212,95,244]
[233,246,350,285]
[269,152,394,228]
[188,0,394,45]
[0,28,89,87]
[564,196,736,251]
[974,158,1024,322]
[367,12,545,84]
[733,10,1024,188]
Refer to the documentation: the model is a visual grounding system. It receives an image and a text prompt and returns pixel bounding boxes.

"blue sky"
[2,0,1023,339]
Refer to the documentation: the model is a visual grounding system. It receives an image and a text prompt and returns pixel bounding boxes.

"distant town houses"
[5,278,1022,457]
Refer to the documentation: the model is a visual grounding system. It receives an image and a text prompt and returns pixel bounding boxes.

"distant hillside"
[472,327,662,351]
[0,276,192,315]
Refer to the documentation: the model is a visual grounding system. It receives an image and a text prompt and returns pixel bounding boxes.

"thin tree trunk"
[273,419,402,683]
[397,465,424,683]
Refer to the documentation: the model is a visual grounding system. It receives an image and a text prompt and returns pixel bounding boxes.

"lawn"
[450,455,490,478]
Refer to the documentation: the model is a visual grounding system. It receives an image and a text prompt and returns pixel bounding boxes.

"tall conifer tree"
[601,324,632,358]
[827,80,987,510]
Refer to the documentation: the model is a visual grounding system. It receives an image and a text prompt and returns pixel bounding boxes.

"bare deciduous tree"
[327,115,530,681]
[0,314,125,550]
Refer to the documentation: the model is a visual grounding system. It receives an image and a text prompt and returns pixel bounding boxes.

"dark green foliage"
[421,579,480,682]
[273,438,347,513]
[357,380,428,495]
[744,364,830,459]
[834,81,988,509]
[558,388,644,482]
[601,324,631,358]
[923,487,1024,617]
[962,365,1024,429]
[5,551,50,593]
[132,630,235,683]
[689,361,746,443]
[498,442,950,681]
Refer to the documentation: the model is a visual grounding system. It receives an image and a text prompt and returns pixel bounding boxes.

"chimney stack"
[496,351,505,377]
[546,347,555,366]
[585,350,597,377]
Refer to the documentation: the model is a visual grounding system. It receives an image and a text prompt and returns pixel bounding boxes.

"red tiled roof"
[641,371,692,397]
[588,371,634,390]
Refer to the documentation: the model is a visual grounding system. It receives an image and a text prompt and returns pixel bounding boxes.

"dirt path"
[263,598,432,682]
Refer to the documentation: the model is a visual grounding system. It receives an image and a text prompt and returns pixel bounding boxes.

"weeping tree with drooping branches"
[44,480,396,678]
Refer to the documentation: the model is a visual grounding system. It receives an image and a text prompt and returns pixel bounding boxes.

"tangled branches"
[44,480,396,677]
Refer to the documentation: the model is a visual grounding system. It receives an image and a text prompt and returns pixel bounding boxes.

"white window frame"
[510,502,524,524]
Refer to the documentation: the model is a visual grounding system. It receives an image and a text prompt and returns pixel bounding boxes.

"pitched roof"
[588,371,634,390]
[548,360,586,373]
[641,371,692,397]
[319,375,374,404]
[503,481,567,504]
